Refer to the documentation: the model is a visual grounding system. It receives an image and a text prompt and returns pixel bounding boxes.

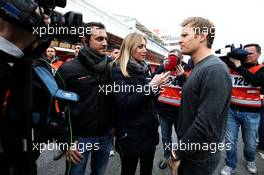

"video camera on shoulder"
[215,44,248,64]
[0,0,83,44]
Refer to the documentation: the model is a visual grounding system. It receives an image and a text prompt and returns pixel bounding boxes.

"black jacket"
[112,63,159,156]
[56,47,113,137]
[0,50,33,137]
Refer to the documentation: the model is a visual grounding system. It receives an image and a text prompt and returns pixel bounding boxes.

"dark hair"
[74,42,82,46]
[244,43,261,53]
[46,46,56,52]
[110,44,120,51]
[83,22,106,43]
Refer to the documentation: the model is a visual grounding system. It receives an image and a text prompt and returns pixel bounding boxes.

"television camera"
[0,0,83,44]
[215,44,248,65]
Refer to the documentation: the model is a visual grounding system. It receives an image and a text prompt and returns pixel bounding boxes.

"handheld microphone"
[164,52,182,71]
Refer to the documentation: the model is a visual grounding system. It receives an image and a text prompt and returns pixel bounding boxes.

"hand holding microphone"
[175,64,184,76]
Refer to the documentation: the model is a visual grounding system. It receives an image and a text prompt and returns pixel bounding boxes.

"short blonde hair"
[181,17,215,48]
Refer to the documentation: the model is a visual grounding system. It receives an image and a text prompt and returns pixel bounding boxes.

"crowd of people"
[0,1,263,175]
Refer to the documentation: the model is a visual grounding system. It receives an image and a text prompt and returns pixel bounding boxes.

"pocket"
[71,74,97,87]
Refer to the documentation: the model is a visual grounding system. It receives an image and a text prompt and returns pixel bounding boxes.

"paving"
[37,128,264,175]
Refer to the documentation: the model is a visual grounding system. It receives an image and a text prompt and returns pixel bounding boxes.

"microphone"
[164,53,181,71]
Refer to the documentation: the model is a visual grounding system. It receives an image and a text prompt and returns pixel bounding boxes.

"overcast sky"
[88,0,263,55]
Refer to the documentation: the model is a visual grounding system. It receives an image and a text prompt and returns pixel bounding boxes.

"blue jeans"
[225,108,260,169]
[160,116,177,160]
[66,130,113,175]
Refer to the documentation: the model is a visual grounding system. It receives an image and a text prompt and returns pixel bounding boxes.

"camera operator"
[0,3,51,175]
[221,43,263,175]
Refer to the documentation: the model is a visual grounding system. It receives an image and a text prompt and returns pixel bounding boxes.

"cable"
[36,58,73,174]
[66,105,72,175]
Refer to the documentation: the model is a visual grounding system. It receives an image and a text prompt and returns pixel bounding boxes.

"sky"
[57,0,264,61]
[88,0,263,58]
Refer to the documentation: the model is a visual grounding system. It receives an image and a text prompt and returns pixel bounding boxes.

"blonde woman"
[112,33,170,175]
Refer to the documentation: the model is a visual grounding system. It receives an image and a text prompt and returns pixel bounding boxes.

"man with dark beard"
[56,22,113,175]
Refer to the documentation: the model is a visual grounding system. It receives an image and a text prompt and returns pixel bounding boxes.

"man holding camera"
[56,22,113,175]
[0,1,52,174]
[221,44,263,175]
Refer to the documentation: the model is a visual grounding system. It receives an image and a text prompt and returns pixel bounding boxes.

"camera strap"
[33,66,79,103]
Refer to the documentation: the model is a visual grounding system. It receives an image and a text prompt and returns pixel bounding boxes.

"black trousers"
[0,134,40,175]
[178,155,220,175]
[0,151,39,175]
[120,151,155,175]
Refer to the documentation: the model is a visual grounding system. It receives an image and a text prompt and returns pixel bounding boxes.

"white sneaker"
[220,165,236,175]
[259,152,264,160]
[109,150,115,156]
[246,161,257,174]
[158,159,168,169]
